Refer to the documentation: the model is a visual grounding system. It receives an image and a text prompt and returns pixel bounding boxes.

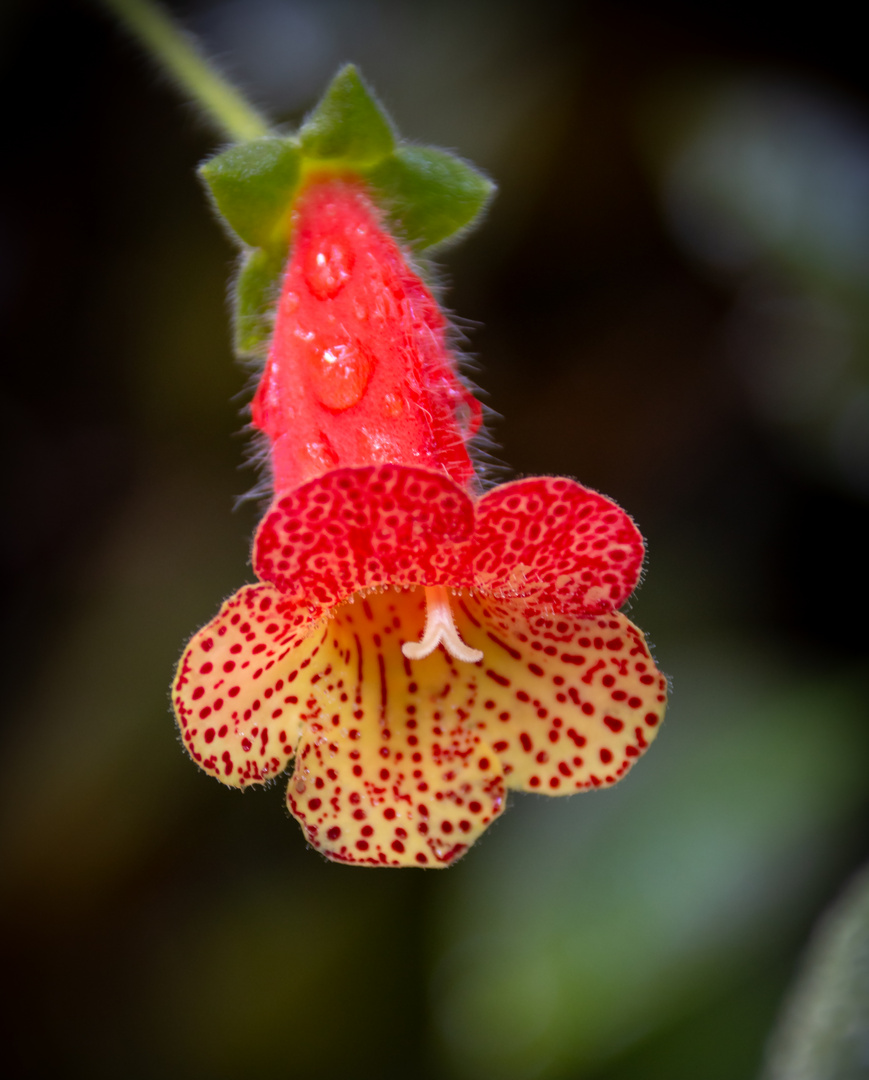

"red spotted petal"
[286,587,505,866]
[453,597,667,791]
[470,477,645,614]
[173,584,321,787]
[254,464,475,608]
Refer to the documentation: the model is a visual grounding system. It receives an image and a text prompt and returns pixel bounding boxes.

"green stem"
[98,0,272,142]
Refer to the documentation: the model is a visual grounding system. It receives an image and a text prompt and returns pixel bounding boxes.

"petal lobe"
[254,465,475,605]
[471,477,645,614]
[285,587,505,866]
[456,600,667,792]
[173,584,319,787]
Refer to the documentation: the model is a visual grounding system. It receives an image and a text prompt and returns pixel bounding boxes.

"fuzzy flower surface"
[173,68,667,867]
[175,463,665,866]
[251,178,482,493]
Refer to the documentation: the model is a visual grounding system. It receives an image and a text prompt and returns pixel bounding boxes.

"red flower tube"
[252,177,481,494]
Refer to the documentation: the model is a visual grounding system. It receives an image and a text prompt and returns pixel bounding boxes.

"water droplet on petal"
[301,433,340,473]
[306,340,373,411]
[357,426,403,460]
[303,239,354,300]
[383,392,404,418]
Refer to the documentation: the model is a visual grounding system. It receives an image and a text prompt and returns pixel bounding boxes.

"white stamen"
[402,585,483,664]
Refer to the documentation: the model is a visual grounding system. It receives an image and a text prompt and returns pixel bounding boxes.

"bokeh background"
[2,1,867,1077]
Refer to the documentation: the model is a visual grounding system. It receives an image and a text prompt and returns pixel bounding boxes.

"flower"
[173,463,667,867]
[177,71,667,867]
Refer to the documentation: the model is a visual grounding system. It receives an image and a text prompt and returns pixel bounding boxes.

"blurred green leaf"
[366,145,495,249]
[199,137,301,248]
[233,247,285,358]
[762,863,869,1080]
[299,64,395,165]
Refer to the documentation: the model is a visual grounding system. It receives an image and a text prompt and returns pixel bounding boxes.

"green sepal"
[233,247,286,357]
[299,65,395,165]
[365,145,495,250]
[203,67,496,364]
[200,138,301,248]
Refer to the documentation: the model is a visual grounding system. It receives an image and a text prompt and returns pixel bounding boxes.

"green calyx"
[298,64,396,165]
[198,64,495,357]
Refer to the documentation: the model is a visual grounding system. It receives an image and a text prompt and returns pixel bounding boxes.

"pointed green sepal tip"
[366,145,495,249]
[233,248,286,357]
[299,64,395,165]
[200,137,301,249]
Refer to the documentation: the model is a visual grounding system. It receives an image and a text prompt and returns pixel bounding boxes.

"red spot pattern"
[173,584,317,785]
[287,591,503,865]
[254,466,643,617]
[174,463,667,866]
[254,464,474,609]
[251,178,481,495]
[454,598,665,791]
[471,477,644,614]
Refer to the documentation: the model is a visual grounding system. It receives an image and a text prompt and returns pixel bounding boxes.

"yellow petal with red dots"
[453,597,667,792]
[286,587,505,866]
[173,584,322,787]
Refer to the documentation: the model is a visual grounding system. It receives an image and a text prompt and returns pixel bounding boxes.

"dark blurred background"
[2,1,867,1077]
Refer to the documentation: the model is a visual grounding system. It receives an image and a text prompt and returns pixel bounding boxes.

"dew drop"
[382,392,404,418]
[307,340,373,411]
[300,435,340,473]
[303,239,354,300]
